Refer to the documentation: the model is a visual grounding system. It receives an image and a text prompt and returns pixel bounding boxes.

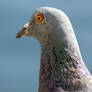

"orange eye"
[35,14,44,23]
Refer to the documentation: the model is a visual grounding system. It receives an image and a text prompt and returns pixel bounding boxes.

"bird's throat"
[38,41,90,92]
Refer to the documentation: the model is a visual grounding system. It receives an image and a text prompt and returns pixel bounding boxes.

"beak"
[16,23,29,39]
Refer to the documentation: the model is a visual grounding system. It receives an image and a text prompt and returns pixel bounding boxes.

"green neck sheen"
[39,39,89,92]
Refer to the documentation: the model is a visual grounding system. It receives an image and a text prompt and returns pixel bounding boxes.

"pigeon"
[16,7,92,92]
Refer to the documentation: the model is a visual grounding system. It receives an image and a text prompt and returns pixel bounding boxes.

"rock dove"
[16,7,92,92]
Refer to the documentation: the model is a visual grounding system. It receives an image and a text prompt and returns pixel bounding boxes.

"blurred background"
[0,0,92,92]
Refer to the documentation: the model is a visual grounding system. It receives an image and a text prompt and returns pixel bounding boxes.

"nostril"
[22,27,27,31]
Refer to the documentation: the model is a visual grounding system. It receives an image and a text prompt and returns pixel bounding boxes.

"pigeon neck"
[39,40,90,92]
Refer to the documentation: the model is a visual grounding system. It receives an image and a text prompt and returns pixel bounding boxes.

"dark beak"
[16,23,29,39]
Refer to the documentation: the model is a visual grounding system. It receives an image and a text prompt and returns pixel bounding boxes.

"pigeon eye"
[35,14,44,23]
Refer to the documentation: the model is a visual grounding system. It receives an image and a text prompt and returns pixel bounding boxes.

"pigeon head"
[16,7,74,45]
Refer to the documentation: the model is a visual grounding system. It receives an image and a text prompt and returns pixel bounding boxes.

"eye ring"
[35,13,44,23]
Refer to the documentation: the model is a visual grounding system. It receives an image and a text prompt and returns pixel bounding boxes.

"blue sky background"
[0,0,92,92]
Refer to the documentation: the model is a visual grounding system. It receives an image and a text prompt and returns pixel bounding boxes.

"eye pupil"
[38,17,40,20]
